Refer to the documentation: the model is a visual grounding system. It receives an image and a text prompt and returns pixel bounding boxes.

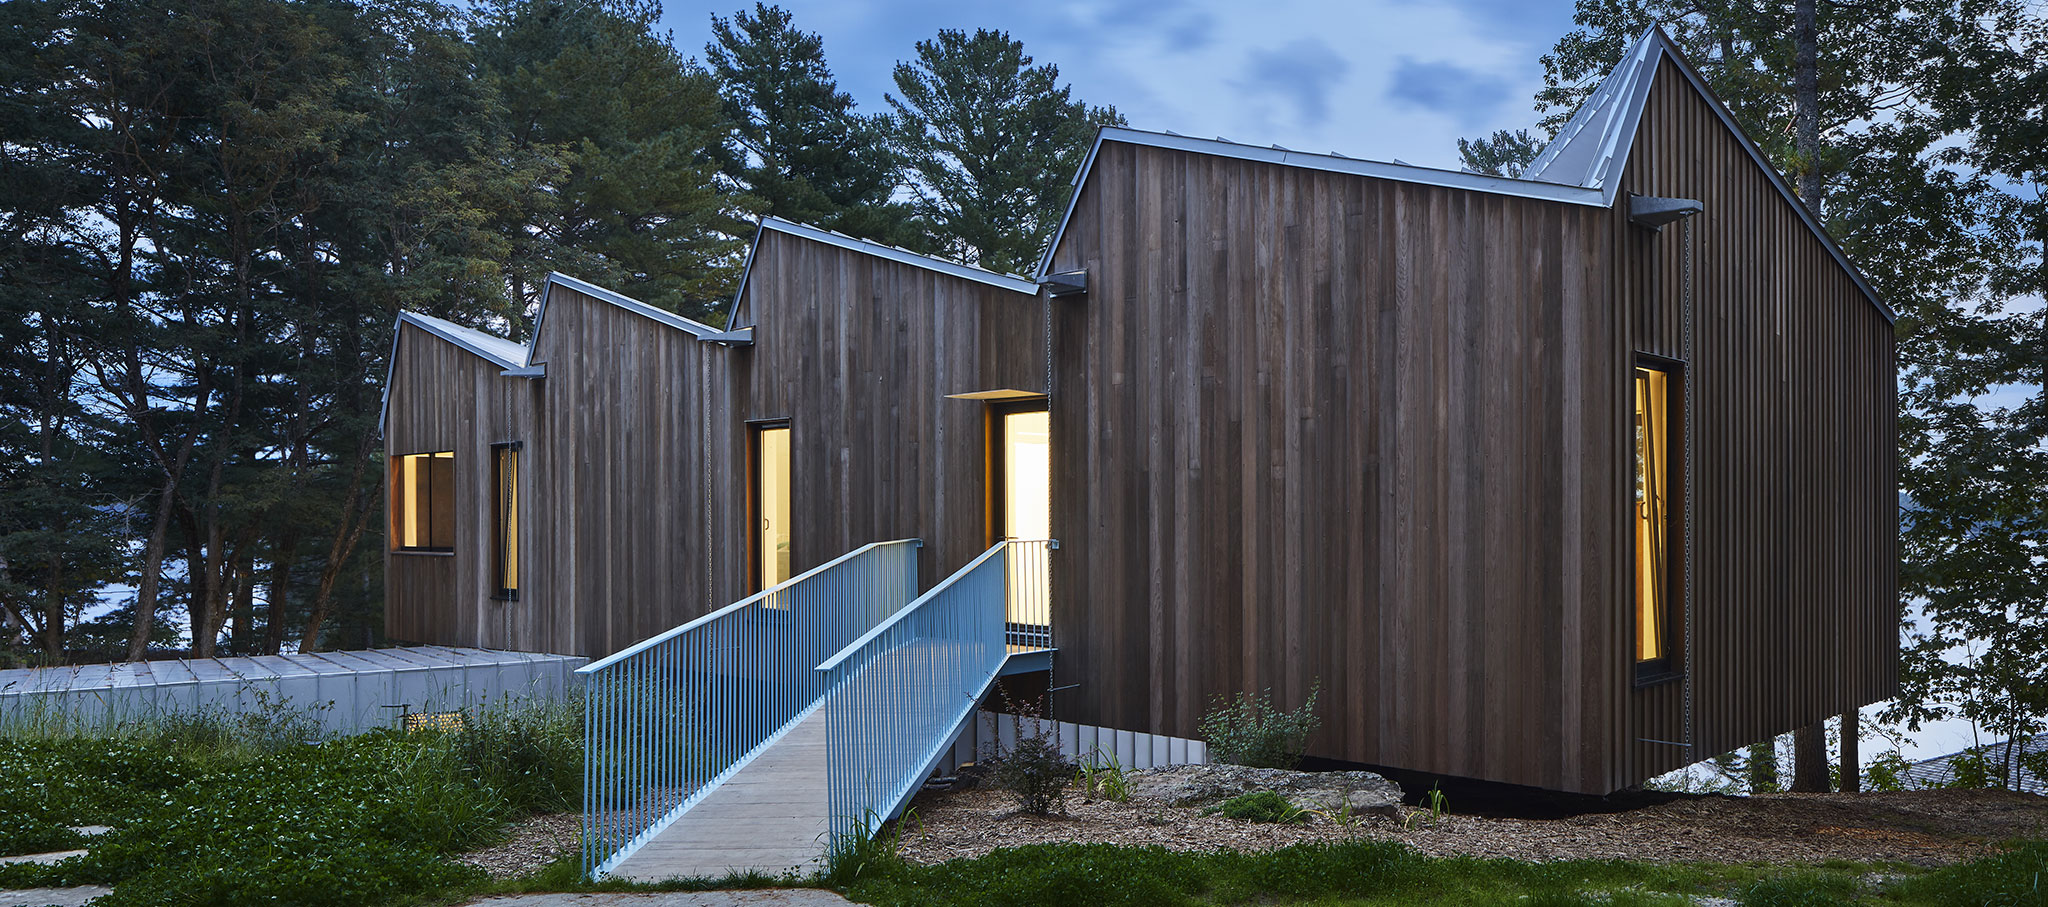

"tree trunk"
[126,467,186,662]
[229,556,254,655]
[1792,0,1824,211]
[1747,739,1780,793]
[264,527,299,656]
[299,433,379,653]
[1791,721,1831,792]
[1839,711,1861,792]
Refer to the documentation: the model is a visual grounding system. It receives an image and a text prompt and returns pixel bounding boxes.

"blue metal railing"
[579,539,920,878]
[815,539,1055,848]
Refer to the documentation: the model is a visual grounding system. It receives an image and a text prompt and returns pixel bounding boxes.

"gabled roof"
[394,311,528,370]
[534,271,723,343]
[1035,27,1888,321]
[728,217,1039,328]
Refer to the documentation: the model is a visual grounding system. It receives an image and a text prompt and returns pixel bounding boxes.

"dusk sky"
[658,0,1584,172]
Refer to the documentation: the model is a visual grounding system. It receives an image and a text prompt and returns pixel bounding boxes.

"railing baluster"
[578,539,923,877]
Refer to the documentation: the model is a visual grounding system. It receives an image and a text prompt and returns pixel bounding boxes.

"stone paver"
[461,891,852,906]
[0,887,111,907]
[0,852,86,868]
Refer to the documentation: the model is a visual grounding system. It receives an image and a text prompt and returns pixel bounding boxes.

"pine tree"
[706,3,911,246]
[887,28,1122,276]
[473,0,751,323]
[1456,129,1541,177]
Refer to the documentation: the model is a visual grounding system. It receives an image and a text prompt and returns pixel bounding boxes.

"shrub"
[453,698,583,814]
[1077,747,1130,802]
[1212,790,1306,824]
[1197,682,1320,769]
[991,728,1071,816]
[1862,750,1913,792]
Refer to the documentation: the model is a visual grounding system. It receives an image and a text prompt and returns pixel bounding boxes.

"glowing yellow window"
[391,451,455,552]
[753,424,792,590]
[1632,365,1678,672]
[492,442,520,599]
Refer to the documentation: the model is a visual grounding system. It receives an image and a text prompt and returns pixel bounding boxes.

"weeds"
[1210,790,1307,824]
[1197,682,1321,769]
[1401,783,1447,831]
[1078,747,1131,802]
[825,809,904,887]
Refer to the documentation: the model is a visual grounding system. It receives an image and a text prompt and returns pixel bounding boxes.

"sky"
[657,0,1584,172]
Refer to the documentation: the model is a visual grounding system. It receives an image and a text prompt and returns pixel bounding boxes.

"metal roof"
[727,217,1040,329]
[394,311,527,370]
[1033,27,1889,322]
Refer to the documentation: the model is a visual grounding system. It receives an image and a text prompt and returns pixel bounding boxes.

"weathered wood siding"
[1615,60,1898,786]
[383,321,536,648]
[385,230,1045,659]
[1041,140,1621,792]
[730,228,1046,589]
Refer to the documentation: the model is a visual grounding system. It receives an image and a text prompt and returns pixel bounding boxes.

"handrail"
[817,538,1055,848]
[581,538,921,878]
[813,543,1007,674]
[579,539,920,675]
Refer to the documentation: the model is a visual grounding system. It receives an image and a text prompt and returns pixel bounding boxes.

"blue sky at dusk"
[658,0,1583,171]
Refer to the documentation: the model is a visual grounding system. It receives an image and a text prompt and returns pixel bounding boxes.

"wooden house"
[382,29,1895,794]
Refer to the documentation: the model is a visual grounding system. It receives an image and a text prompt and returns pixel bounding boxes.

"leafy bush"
[1212,790,1306,824]
[453,699,583,814]
[0,697,582,907]
[1197,682,1321,769]
[990,726,1072,816]
[1863,750,1914,792]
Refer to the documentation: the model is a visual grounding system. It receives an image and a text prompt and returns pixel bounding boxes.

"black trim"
[490,442,521,601]
[988,398,1050,545]
[1629,356,1684,683]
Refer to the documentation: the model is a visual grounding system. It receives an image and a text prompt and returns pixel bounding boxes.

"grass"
[0,697,582,907]
[7,702,2048,907]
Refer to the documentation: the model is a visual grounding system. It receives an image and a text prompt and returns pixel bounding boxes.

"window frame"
[390,450,456,554]
[746,419,793,592]
[1631,354,1685,686]
[987,398,1051,547]
[490,441,521,600]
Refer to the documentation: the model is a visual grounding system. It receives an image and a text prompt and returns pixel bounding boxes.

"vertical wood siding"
[1042,141,1620,792]
[1615,60,1898,788]
[384,233,1045,659]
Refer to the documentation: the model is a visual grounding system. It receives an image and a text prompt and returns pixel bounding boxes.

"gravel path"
[459,813,583,879]
[891,786,2048,867]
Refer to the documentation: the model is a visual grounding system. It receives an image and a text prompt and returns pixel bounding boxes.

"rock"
[1125,764,1405,820]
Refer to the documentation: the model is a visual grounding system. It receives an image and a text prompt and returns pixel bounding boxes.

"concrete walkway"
[609,710,830,882]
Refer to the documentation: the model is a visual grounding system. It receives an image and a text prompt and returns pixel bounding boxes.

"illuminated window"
[994,405,1050,541]
[492,442,520,599]
[1632,363,1680,677]
[752,423,792,590]
[391,451,455,552]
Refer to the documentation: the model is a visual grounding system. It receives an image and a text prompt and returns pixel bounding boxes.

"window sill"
[392,549,455,557]
[1633,669,1684,689]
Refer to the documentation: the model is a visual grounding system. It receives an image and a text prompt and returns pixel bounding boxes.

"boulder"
[1125,764,1405,820]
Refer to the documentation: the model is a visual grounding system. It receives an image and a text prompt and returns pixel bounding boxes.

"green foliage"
[1864,750,1914,792]
[1456,129,1542,177]
[1736,872,1859,907]
[1198,683,1321,769]
[838,838,1856,907]
[452,698,584,813]
[1211,790,1306,824]
[705,3,913,246]
[1942,748,1995,789]
[0,698,582,907]
[824,809,902,888]
[1893,840,2048,907]
[990,723,1072,815]
[885,28,1123,275]
[1077,747,1130,802]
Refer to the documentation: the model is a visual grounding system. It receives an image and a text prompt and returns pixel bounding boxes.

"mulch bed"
[891,785,2048,868]
[459,813,582,879]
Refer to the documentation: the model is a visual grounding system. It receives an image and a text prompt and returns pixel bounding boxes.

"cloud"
[1239,38,1351,126]
[1384,57,1510,125]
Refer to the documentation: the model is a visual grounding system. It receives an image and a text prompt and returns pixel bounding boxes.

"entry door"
[993,403,1050,637]
[752,422,792,591]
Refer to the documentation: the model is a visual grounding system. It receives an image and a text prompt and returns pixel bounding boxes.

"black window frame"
[987,397,1051,546]
[1631,353,1685,687]
[490,441,522,600]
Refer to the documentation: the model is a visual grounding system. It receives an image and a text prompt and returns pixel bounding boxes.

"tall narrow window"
[993,404,1051,541]
[492,442,520,599]
[1632,363,1680,677]
[752,423,792,590]
[391,451,455,552]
